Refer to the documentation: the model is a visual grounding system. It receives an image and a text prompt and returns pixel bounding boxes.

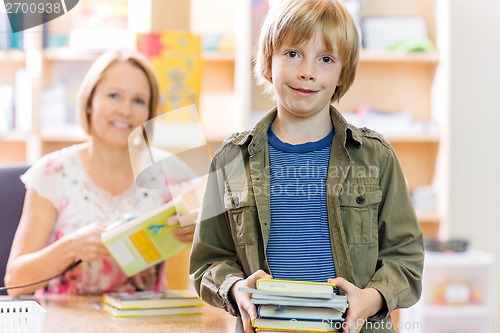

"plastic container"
[424,237,469,252]
[0,300,46,333]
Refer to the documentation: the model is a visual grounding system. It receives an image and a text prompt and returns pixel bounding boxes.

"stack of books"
[240,279,348,332]
[102,290,204,318]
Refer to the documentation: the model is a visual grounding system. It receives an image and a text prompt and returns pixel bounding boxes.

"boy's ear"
[264,67,272,82]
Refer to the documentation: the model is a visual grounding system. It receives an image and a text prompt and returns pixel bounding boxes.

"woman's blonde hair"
[77,49,160,134]
[254,0,360,103]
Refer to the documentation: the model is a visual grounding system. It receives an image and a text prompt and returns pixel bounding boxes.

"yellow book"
[102,303,202,318]
[252,317,340,332]
[137,32,202,115]
[101,197,191,276]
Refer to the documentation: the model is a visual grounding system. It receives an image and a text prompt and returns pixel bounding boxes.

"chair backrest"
[0,164,29,295]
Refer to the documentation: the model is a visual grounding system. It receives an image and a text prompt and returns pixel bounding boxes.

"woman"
[5,50,197,296]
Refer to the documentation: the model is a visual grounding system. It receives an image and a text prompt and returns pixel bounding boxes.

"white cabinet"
[400,250,495,333]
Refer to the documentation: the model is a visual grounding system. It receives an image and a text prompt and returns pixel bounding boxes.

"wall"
[447,0,500,330]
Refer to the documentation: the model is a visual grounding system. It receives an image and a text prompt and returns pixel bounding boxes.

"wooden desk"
[2,296,236,333]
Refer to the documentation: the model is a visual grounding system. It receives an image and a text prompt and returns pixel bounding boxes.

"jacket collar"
[232,105,363,154]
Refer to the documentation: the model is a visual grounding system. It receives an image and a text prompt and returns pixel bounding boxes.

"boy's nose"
[300,72,315,81]
[298,62,316,81]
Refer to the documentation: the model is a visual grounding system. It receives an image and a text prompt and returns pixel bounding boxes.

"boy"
[190,1,424,332]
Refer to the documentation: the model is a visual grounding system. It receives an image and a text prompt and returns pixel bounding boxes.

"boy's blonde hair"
[254,0,360,103]
[77,49,161,134]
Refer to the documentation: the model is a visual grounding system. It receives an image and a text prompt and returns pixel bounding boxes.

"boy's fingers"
[328,277,353,294]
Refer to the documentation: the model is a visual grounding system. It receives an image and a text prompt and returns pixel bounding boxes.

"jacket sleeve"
[366,144,425,319]
[189,152,244,316]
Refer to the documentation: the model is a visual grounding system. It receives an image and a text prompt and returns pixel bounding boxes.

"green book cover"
[101,197,191,276]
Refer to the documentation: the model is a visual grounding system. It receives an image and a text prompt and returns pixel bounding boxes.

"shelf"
[386,133,440,143]
[359,50,440,64]
[422,305,492,317]
[424,250,495,267]
[40,127,88,142]
[44,49,236,62]
[43,48,104,61]
[202,51,235,62]
[417,211,440,223]
[0,132,30,142]
[0,50,25,62]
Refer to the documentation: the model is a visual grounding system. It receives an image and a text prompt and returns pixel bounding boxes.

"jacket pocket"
[339,188,382,245]
[224,186,259,247]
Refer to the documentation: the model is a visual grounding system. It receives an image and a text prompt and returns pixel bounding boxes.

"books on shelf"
[243,279,347,332]
[102,290,204,318]
[101,197,192,276]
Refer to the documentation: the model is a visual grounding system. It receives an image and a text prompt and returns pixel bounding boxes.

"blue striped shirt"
[266,127,336,283]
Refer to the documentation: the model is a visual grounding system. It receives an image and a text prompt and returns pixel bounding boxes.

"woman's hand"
[69,223,110,262]
[167,209,198,243]
[328,277,384,333]
[231,270,272,333]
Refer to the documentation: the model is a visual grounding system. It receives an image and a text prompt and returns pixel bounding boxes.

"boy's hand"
[231,270,272,333]
[328,277,384,333]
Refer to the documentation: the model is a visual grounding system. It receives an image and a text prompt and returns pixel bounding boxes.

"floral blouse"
[21,143,196,295]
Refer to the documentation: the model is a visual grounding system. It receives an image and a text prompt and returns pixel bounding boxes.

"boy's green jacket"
[190,106,424,333]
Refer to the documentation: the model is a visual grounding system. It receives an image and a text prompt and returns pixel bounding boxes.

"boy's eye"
[321,56,335,64]
[108,93,118,99]
[286,50,298,58]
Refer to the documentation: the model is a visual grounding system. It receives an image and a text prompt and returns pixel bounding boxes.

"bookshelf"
[0,0,445,238]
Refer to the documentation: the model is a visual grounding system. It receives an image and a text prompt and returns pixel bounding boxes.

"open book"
[101,197,192,276]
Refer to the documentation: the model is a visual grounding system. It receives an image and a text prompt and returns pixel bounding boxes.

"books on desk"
[242,279,347,332]
[101,197,192,276]
[102,303,203,318]
[102,290,204,318]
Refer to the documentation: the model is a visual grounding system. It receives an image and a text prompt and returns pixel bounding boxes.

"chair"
[0,164,29,295]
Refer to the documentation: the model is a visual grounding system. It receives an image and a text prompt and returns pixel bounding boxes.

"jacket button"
[356,195,365,204]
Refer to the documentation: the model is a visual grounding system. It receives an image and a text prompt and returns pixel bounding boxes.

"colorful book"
[252,317,340,332]
[102,290,204,310]
[257,304,344,322]
[102,303,202,318]
[101,197,192,276]
[137,32,202,114]
[256,279,336,296]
